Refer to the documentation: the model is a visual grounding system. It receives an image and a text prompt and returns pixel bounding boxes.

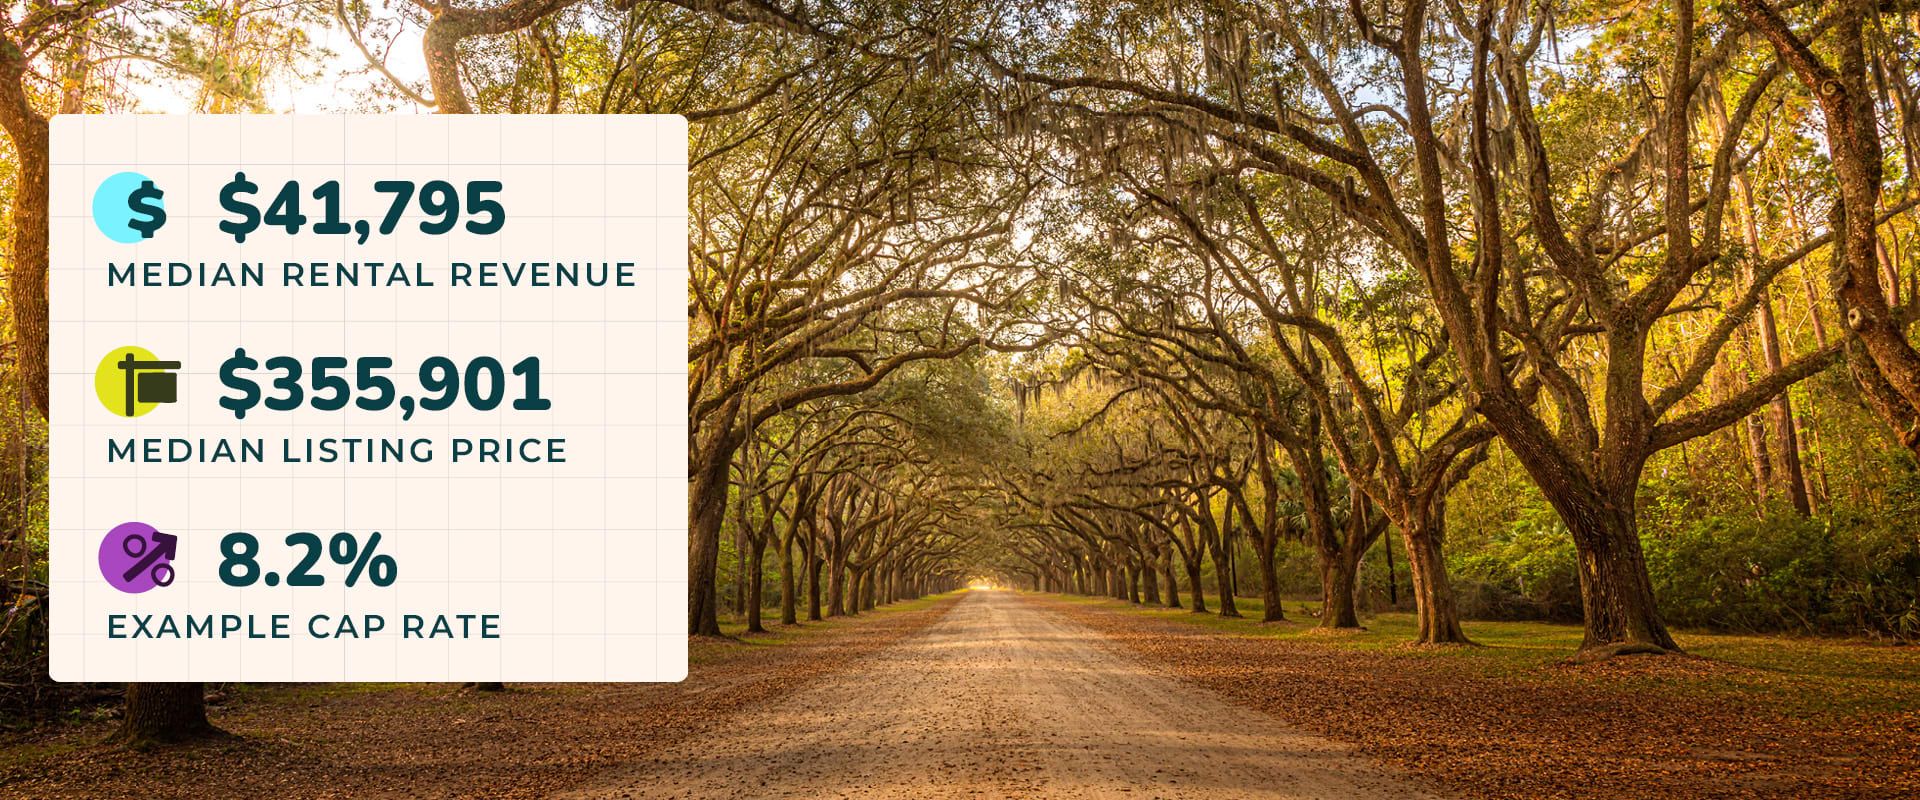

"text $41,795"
[218,174,505,244]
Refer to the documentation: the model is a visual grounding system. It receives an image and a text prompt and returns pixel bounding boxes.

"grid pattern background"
[48,115,688,682]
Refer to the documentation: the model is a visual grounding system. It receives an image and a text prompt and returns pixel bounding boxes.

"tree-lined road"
[559,591,1435,799]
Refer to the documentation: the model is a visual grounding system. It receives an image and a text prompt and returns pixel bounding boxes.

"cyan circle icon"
[93,171,166,243]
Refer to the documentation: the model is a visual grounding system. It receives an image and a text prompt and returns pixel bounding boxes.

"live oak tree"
[4,0,325,746]
[634,17,1046,634]
[716,0,1919,655]
[8,2,1920,754]
[749,399,979,621]
[998,367,1184,603]
[0,0,133,419]
[713,340,1012,628]
[411,0,584,114]
[931,0,1910,657]
[313,0,1920,674]
[1048,131,1491,642]
[998,360,1306,620]
[351,0,1040,636]
[1735,0,1920,458]
[1061,264,1395,632]
[1176,188,1492,644]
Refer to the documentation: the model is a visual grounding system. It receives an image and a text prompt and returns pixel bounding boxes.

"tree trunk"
[807,545,823,622]
[1738,0,1920,456]
[1161,549,1181,609]
[1319,552,1362,629]
[1255,532,1285,622]
[1183,556,1207,614]
[745,535,767,633]
[733,522,748,617]
[1288,440,1355,628]
[779,533,797,625]
[1212,531,1241,618]
[1228,536,1241,599]
[1401,507,1469,644]
[1474,392,1680,655]
[1738,174,1814,516]
[112,683,218,747]
[0,54,52,419]
[1736,328,1776,510]
[686,404,740,636]
[1383,532,1398,605]
[828,550,847,617]
[1565,504,1680,658]
[419,0,586,115]
[1213,548,1244,617]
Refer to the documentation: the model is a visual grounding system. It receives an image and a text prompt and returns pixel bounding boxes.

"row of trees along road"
[5,0,1920,745]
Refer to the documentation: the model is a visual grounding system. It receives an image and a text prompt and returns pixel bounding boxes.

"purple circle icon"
[99,522,179,594]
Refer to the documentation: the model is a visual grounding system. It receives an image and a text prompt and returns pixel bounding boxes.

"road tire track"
[557,590,1439,799]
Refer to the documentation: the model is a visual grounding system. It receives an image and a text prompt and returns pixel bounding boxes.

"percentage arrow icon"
[122,530,178,584]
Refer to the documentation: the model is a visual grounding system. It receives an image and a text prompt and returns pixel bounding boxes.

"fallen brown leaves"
[1035,596,1920,800]
[0,596,962,800]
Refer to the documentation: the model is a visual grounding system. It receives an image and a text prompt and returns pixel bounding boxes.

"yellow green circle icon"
[95,346,182,418]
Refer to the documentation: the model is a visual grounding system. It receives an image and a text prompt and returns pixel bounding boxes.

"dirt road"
[558,590,1437,800]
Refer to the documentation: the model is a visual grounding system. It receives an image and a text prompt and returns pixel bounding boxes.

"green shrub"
[1645,514,1828,632]
[1644,511,1920,639]
[1445,476,1920,639]
[1449,500,1583,622]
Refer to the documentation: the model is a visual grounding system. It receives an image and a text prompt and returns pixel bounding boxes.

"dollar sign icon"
[219,172,261,243]
[93,172,163,244]
[125,181,166,239]
[218,347,261,420]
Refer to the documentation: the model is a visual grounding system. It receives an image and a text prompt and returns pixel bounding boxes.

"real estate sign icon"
[94,346,180,417]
